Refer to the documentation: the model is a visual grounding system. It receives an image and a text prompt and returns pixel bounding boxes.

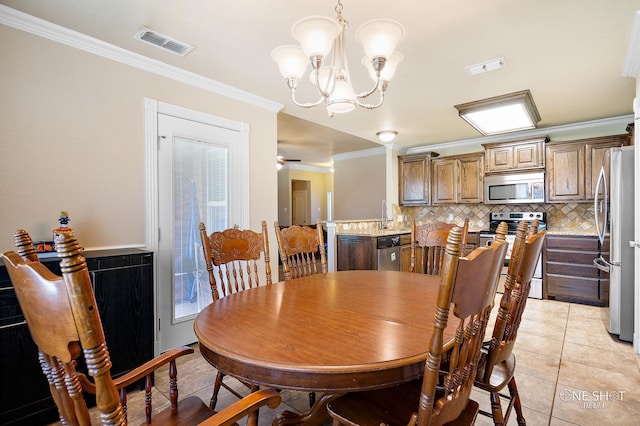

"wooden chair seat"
[475,348,516,392]
[327,223,508,426]
[328,379,479,426]
[3,229,280,426]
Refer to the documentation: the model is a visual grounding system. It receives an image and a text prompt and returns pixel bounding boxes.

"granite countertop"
[336,228,411,237]
[544,229,601,236]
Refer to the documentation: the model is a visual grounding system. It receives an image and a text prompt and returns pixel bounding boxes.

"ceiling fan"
[277,155,301,166]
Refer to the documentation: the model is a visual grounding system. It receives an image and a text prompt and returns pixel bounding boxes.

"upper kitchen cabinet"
[432,152,484,204]
[546,134,629,202]
[585,134,631,200]
[399,153,438,206]
[482,138,546,173]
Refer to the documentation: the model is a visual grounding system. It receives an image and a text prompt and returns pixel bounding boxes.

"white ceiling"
[3,0,638,168]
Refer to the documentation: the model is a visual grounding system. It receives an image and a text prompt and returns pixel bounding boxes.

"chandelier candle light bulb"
[271,0,405,116]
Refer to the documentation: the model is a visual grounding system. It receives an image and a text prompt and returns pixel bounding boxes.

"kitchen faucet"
[381,200,388,229]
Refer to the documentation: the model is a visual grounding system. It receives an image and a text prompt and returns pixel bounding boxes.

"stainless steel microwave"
[484,172,545,204]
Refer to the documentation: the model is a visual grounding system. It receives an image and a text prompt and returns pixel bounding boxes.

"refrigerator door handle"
[594,167,608,246]
[593,255,616,272]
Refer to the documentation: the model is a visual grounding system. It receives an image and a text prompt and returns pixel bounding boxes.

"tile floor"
[52,295,640,426]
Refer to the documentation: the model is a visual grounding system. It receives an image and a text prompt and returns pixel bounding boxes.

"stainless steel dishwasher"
[377,235,401,271]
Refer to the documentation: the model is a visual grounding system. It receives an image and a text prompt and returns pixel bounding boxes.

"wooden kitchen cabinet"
[400,243,412,272]
[482,138,546,173]
[585,134,630,200]
[337,235,377,270]
[431,152,483,205]
[399,152,438,206]
[465,231,480,254]
[544,234,609,305]
[0,249,154,425]
[546,134,629,202]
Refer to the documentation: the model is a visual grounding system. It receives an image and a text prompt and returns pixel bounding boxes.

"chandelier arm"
[286,77,326,108]
[312,65,336,98]
[354,77,383,99]
[353,89,385,110]
[290,90,326,109]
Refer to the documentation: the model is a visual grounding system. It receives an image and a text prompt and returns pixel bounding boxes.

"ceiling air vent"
[133,27,194,57]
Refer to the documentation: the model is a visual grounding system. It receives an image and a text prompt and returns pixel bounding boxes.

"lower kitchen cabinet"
[544,234,609,306]
[0,248,154,425]
[400,243,412,272]
[337,235,377,270]
[337,234,411,271]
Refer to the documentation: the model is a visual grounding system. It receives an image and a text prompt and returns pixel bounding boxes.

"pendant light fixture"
[271,0,405,116]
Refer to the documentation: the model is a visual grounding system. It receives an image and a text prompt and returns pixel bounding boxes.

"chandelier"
[271,0,405,116]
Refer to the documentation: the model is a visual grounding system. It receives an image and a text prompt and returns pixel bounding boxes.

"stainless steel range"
[479,211,547,299]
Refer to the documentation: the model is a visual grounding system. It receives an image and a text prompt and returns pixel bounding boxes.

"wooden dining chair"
[327,223,509,426]
[2,229,281,426]
[410,218,469,274]
[199,220,271,412]
[474,220,546,426]
[274,219,327,281]
[274,219,327,408]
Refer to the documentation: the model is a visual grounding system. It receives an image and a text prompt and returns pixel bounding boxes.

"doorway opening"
[291,180,311,225]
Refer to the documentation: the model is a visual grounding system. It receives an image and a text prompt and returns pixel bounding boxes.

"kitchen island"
[325,219,410,272]
[326,219,480,272]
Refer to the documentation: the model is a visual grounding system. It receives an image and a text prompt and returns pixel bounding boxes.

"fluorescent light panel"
[454,90,541,136]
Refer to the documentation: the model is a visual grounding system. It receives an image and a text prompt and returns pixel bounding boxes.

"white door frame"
[145,98,249,355]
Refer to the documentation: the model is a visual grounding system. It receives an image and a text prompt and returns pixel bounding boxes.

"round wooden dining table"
[194,270,457,425]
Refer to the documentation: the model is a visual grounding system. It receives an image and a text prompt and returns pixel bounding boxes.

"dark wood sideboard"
[0,248,154,425]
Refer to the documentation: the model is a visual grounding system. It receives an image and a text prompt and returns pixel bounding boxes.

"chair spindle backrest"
[3,230,124,425]
[418,222,508,426]
[410,218,469,275]
[274,220,327,280]
[481,219,546,382]
[200,220,271,300]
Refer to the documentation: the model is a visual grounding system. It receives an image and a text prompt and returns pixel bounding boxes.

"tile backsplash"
[396,203,596,234]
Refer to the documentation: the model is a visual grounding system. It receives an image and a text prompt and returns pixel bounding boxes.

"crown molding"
[0,5,283,113]
[281,163,333,173]
[333,146,386,162]
[407,114,634,155]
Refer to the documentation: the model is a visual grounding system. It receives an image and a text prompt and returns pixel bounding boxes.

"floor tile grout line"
[548,303,571,425]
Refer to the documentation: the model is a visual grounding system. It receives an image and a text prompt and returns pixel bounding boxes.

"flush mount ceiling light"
[271,0,405,117]
[376,130,397,143]
[464,57,505,76]
[454,89,541,136]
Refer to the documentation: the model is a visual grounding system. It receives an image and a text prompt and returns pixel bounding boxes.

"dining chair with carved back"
[273,219,326,408]
[274,219,327,281]
[199,220,272,412]
[410,218,469,275]
[326,222,509,426]
[2,229,281,426]
[474,219,546,426]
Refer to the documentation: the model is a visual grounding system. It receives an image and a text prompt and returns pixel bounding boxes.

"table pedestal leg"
[273,392,344,426]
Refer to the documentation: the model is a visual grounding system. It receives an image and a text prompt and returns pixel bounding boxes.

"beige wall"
[0,26,278,255]
[277,167,333,226]
[333,153,385,220]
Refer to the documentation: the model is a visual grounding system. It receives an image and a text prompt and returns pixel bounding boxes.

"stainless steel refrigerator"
[594,146,635,342]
